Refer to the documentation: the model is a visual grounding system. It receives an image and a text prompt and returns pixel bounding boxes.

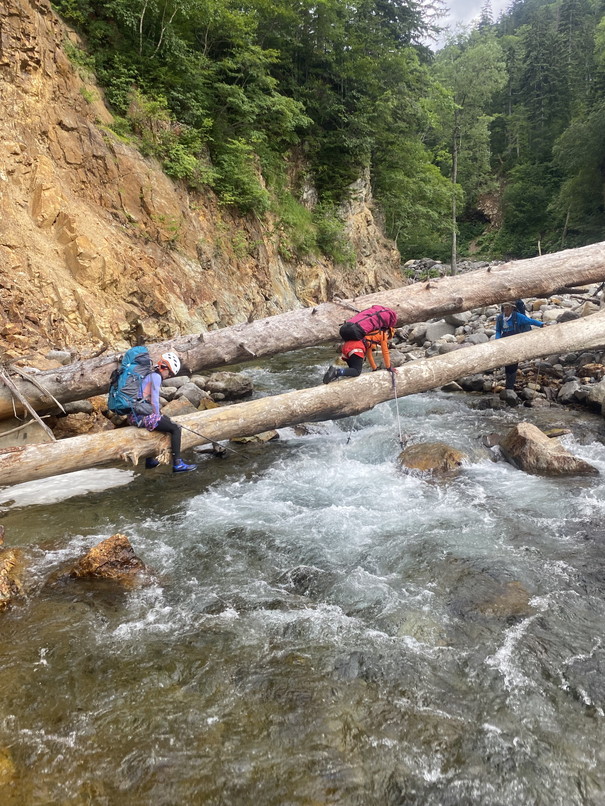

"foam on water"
[0,468,134,509]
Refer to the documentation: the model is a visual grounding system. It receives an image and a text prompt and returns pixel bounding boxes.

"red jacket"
[342,330,391,370]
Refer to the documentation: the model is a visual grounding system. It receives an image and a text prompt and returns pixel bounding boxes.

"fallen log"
[2,311,604,487]
[1,241,605,422]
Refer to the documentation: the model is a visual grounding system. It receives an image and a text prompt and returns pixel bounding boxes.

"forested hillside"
[50,0,605,264]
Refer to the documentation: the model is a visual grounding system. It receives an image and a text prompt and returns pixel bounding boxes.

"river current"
[1,348,605,805]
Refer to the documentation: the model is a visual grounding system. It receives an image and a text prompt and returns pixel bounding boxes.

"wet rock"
[563,651,605,712]
[0,547,25,610]
[66,534,151,584]
[204,372,253,400]
[441,381,463,392]
[557,380,581,404]
[473,395,508,410]
[499,389,520,406]
[0,747,16,786]
[231,430,279,443]
[500,422,599,476]
[398,441,466,475]
[459,374,486,392]
[278,565,338,598]
[476,581,534,619]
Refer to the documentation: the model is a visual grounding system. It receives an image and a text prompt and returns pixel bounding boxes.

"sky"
[430,0,511,48]
[443,0,511,31]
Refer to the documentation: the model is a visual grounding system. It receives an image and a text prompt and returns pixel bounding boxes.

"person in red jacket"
[323,329,395,383]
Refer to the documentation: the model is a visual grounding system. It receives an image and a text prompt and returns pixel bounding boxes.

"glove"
[385,366,396,373]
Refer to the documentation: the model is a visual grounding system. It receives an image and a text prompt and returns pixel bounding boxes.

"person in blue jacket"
[495,301,544,389]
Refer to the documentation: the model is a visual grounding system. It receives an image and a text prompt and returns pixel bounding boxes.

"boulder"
[424,320,456,342]
[445,311,472,327]
[557,380,581,404]
[0,547,24,610]
[161,397,198,417]
[398,441,466,475]
[204,371,253,399]
[500,422,599,476]
[67,534,151,584]
[586,378,605,413]
[465,332,490,345]
[52,411,114,439]
[175,382,207,408]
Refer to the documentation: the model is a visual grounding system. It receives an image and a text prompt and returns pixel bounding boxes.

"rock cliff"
[0,0,402,361]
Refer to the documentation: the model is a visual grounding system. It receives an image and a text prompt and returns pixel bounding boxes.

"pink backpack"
[339,305,397,341]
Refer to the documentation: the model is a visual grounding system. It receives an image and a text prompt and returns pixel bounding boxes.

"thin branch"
[0,415,51,438]
[9,366,66,413]
[0,372,56,442]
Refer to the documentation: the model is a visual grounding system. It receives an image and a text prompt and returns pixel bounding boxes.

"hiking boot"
[323,365,340,384]
[173,460,197,473]
[145,457,160,469]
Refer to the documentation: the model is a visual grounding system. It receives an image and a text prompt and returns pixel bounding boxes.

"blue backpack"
[108,346,153,415]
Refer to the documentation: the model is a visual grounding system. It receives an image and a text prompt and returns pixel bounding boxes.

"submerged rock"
[398,441,466,475]
[0,747,16,786]
[500,422,599,476]
[66,533,151,585]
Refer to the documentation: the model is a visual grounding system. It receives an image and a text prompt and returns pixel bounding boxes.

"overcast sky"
[442,0,512,31]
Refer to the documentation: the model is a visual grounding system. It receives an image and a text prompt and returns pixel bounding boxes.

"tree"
[433,33,506,271]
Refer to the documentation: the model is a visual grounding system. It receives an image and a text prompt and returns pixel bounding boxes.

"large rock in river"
[67,533,150,585]
[500,422,599,476]
[398,442,466,475]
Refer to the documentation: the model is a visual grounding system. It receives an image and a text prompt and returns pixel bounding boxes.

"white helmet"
[158,351,181,377]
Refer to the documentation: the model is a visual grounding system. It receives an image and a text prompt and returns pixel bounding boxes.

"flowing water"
[1,349,605,805]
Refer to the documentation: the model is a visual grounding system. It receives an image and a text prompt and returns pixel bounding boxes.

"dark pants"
[505,363,518,389]
[155,416,181,463]
[340,355,363,377]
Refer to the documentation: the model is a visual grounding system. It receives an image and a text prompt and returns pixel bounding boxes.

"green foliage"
[214,139,269,214]
[273,193,318,260]
[313,205,356,267]
[50,0,605,259]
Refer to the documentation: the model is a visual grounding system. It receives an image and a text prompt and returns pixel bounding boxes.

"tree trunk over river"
[1,241,605,422]
[2,311,604,487]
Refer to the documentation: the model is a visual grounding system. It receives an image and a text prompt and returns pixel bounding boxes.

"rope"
[390,370,405,448]
[179,422,244,455]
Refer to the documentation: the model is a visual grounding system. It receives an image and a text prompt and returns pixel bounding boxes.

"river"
[1,348,605,805]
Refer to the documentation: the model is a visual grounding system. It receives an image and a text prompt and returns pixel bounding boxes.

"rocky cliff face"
[0,0,402,362]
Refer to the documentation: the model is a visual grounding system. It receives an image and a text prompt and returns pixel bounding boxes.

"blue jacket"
[495,311,543,338]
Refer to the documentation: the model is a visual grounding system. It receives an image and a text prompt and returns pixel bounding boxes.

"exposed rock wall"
[0,0,402,360]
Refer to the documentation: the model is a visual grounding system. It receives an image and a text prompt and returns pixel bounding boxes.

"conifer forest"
[52,0,605,265]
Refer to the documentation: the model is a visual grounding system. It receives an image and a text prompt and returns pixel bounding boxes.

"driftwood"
[0,242,604,422]
[1,311,604,487]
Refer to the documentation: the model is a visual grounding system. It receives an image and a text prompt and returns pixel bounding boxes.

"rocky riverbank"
[391,259,605,418]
